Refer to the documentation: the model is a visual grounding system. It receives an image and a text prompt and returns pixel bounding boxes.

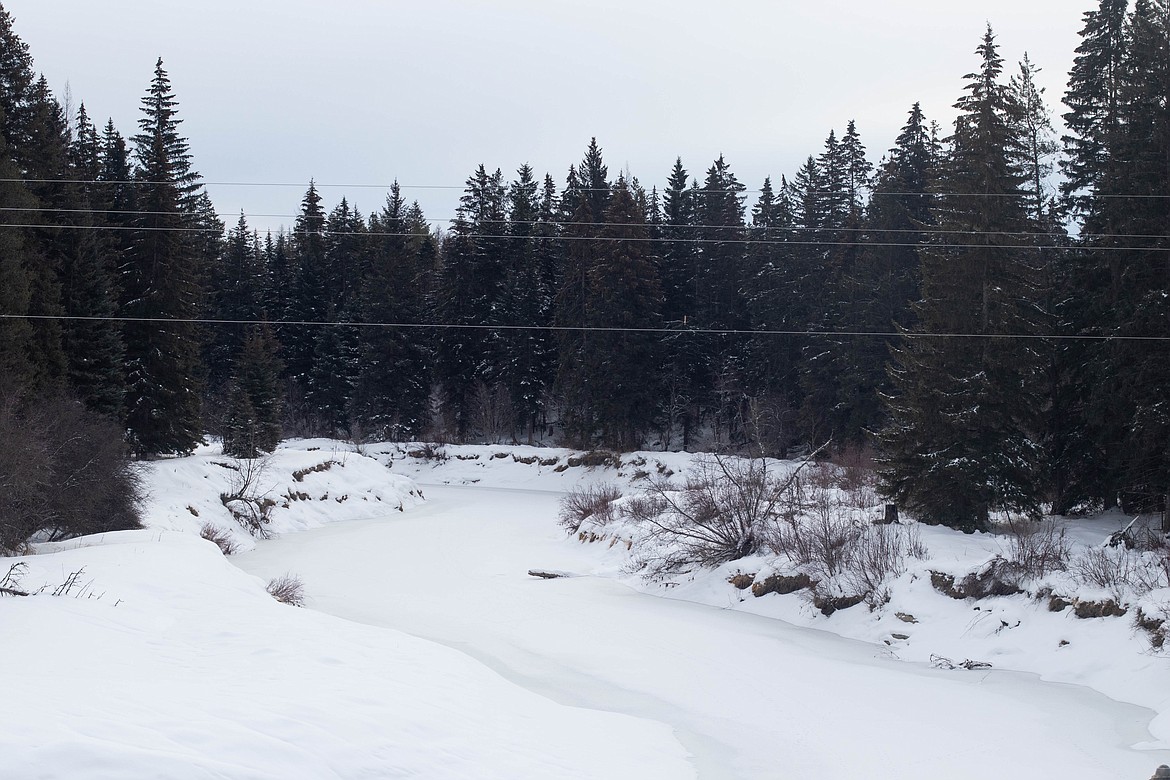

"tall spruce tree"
[0,111,36,397]
[553,163,604,445]
[281,181,328,427]
[587,176,664,449]
[1107,0,1170,510]
[497,165,557,440]
[350,184,431,439]
[1055,0,1170,512]
[222,325,283,458]
[434,165,508,438]
[799,122,876,446]
[691,155,748,444]
[121,59,205,455]
[205,213,265,393]
[837,104,937,447]
[878,28,1047,531]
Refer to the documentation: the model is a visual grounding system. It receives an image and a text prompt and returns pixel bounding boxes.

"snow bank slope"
[140,439,425,552]
[1,530,692,779]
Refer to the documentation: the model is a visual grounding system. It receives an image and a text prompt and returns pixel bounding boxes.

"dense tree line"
[0,0,1167,536]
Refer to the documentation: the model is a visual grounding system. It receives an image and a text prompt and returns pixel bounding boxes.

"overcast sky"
[7,0,1086,233]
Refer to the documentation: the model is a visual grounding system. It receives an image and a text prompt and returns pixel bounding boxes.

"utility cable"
[3,312,1168,343]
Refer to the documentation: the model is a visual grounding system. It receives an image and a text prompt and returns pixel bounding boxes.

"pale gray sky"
[7,0,1085,232]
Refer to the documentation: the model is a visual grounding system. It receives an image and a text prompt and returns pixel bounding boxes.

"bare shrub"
[1073,546,1170,598]
[1,562,28,596]
[999,517,1071,580]
[407,442,447,461]
[768,462,859,580]
[559,484,622,533]
[1,391,142,551]
[772,511,857,580]
[834,445,881,512]
[627,453,812,573]
[266,574,305,607]
[219,454,276,537]
[200,523,240,556]
[469,381,514,444]
[842,523,927,606]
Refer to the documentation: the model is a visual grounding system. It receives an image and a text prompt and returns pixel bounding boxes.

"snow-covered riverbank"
[5,439,1169,778]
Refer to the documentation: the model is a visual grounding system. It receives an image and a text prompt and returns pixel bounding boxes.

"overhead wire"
[1,221,1164,252]
[3,176,1170,199]
[2,204,1168,242]
[1,312,1168,343]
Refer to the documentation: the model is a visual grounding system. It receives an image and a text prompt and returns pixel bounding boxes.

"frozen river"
[235,484,1167,779]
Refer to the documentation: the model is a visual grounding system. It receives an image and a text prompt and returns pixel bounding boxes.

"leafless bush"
[834,445,881,511]
[766,459,926,604]
[200,523,240,555]
[559,484,622,533]
[1,391,142,551]
[407,442,447,461]
[999,517,1072,580]
[219,454,276,537]
[0,562,28,596]
[842,523,927,606]
[469,381,514,444]
[772,511,857,580]
[627,453,813,573]
[1073,547,1170,597]
[266,574,305,607]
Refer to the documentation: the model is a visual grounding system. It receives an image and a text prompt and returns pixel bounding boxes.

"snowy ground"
[5,439,1170,778]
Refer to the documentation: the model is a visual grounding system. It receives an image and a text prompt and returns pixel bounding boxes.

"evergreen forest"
[0,1,1168,534]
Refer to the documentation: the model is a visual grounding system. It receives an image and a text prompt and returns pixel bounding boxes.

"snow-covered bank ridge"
[5,438,1170,778]
[2,440,691,779]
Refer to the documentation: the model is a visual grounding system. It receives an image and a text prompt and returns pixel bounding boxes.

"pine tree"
[0,3,35,164]
[1055,0,1170,512]
[828,104,937,448]
[878,27,1047,532]
[1061,0,1130,220]
[350,184,431,439]
[579,137,610,224]
[1010,55,1060,226]
[659,157,696,323]
[0,112,35,397]
[1107,0,1170,510]
[15,77,70,396]
[57,144,125,419]
[434,165,509,438]
[121,59,205,456]
[304,306,359,437]
[222,324,284,459]
[222,380,260,459]
[205,213,265,392]
[799,122,875,445]
[282,181,329,422]
[221,324,282,456]
[497,164,557,440]
[691,155,748,444]
[587,176,664,449]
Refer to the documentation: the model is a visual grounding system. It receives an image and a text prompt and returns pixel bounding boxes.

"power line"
[3,177,1170,199]
[3,204,1165,242]
[3,221,1163,252]
[2,312,1168,343]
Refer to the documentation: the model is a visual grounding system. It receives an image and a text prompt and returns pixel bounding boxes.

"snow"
[6,439,1170,778]
[2,529,690,779]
